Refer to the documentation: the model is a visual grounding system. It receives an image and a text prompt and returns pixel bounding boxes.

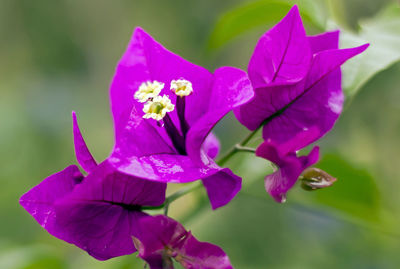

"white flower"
[170,79,193,97]
[134,80,164,102]
[143,95,175,121]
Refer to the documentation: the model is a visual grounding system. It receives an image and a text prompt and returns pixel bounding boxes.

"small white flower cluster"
[134,79,193,121]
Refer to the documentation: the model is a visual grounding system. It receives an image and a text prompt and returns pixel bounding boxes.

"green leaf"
[301,154,380,222]
[208,0,326,50]
[339,4,400,99]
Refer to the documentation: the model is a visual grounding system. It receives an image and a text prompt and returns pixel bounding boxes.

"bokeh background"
[1,0,400,268]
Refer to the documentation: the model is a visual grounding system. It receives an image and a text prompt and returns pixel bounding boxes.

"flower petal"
[186,66,253,165]
[56,200,147,260]
[308,30,339,54]
[202,168,242,210]
[113,106,175,157]
[19,165,83,237]
[110,27,213,144]
[248,5,311,89]
[72,111,97,173]
[110,109,226,185]
[135,215,233,269]
[235,5,313,131]
[262,44,369,149]
[54,161,166,260]
[110,152,220,184]
[202,132,220,160]
[256,142,319,202]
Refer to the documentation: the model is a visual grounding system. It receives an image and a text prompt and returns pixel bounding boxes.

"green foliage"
[340,5,400,99]
[208,0,326,50]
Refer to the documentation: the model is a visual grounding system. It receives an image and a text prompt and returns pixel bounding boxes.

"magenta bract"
[20,113,167,260]
[234,6,368,202]
[109,28,254,209]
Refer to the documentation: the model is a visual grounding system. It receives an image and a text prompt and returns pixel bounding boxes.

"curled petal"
[202,168,242,210]
[202,132,221,160]
[72,112,97,173]
[256,141,319,202]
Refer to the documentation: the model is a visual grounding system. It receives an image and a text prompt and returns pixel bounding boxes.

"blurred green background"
[1,0,400,268]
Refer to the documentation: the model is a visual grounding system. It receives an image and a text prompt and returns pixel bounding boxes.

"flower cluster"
[20,5,367,268]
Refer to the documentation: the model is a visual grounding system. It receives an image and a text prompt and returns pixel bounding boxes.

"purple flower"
[20,112,167,260]
[234,5,368,147]
[133,215,233,269]
[109,27,254,209]
[233,6,368,202]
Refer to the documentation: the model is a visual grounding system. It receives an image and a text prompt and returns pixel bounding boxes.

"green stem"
[164,181,203,215]
[217,126,261,166]
[235,145,256,153]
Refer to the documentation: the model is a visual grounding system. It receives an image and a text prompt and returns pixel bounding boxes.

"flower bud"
[300,168,336,191]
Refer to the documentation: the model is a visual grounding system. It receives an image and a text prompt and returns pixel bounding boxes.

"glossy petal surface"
[135,215,233,269]
[110,152,221,184]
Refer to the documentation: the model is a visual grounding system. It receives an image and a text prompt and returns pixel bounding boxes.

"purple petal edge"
[72,111,97,173]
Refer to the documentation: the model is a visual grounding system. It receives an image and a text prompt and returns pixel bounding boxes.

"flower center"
[148,102,164,114]
[135,78,193,155]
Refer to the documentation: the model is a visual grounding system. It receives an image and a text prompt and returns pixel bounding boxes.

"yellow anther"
[134,80,164,103]
[143,95,175,121]
[170,79,193,97]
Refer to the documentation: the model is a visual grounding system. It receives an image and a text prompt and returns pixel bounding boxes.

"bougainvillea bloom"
[134,215,233,269]
[233,6,368,202]
[109,27,253,209]
[256,130,320,202]
[20,113,166,260]
[234,5,368,149]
